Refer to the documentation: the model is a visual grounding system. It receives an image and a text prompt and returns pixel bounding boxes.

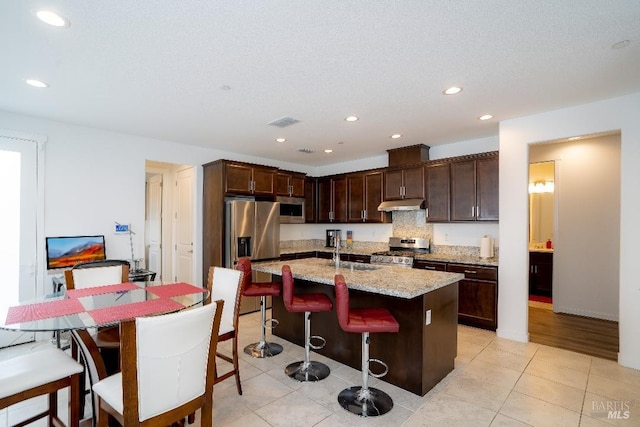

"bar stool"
[334,274,399,417]
[281,265,333,382]
[236,257,283,358]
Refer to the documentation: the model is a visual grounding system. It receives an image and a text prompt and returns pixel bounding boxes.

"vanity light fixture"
[528,180,554,194]
[345,116,359,122]
[443,86,462,95]
[36,10,70,27]
[391,134,402,139]
[25,79,48,88]
[478,114,493,121]
[324,149,333,153]
[568,136,581,141]
[275,138,286,143]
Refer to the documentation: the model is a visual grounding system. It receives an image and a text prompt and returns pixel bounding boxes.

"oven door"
[277,196,305,224]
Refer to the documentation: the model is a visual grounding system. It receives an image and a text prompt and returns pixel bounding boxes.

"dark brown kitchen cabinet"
[347,170,389,223]
[280,251,316,261]
[529,251,553,297]
[304,177,316,223]
[277,171,305,197]
[447,263,498,330]
[225,161,277,197]
[450,153,498,221]
[413,259,447,271]
[317,175,347,223]
[425,162,450,222]
[384,165,425,200]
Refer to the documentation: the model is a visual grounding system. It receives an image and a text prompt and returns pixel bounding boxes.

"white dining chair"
[91,300,224,426]
[0,347,84,426]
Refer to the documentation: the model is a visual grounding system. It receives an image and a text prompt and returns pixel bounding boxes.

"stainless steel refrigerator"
[225,199,280,267]
[225,199,280,314]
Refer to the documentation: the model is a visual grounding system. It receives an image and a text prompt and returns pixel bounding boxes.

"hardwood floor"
[528,304,619,360]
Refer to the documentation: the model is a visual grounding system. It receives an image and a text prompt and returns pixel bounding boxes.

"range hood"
[377,199,425,212]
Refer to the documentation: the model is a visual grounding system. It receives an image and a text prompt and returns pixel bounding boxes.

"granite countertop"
[252,258,464,299]
[279,247,499,267]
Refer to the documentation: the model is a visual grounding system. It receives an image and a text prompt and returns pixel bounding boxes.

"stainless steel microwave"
[277,196,305,223]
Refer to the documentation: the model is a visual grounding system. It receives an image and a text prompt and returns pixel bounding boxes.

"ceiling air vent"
[297,148,315,154]
[267,116,301,128]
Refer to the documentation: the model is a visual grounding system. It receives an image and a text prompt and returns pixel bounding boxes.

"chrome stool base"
[243,341,283,358]
[285,360,330,382]
[337,386,394,417]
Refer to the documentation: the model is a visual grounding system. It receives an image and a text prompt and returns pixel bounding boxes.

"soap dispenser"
[546,238,553,249]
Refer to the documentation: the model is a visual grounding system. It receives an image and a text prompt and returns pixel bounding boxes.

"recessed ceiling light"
[35,10,69,27]
[612,40,631,49]
[275,138,286,143]
[443,86,462,95]
[324,149,333,153]
[345,116,359,122]
[478,114,493,121]
[25,79,48,88]
[568,136,581,141]
[391,134,402,139]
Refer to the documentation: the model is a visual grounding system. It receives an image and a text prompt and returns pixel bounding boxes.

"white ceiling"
[1,1,639,166]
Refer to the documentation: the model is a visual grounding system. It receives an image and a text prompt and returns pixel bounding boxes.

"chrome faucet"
[333,233,341,268]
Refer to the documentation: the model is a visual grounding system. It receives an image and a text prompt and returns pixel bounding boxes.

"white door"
[0,136,38,347]
[146,174,162,280]
[175,167,194,283]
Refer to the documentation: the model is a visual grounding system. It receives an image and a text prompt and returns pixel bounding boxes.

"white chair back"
[135,304,217,421]
[211,267,242,336]
[70,265,125,289]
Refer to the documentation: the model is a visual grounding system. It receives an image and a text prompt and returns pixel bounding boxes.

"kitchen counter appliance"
[370,237,430,267]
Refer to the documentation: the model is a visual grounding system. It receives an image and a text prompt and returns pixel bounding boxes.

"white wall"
[531,135,620,321]
[499,92,640,369]
[0,109,310,289]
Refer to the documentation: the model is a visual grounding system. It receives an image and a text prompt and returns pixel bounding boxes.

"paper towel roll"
[480,236,493,258]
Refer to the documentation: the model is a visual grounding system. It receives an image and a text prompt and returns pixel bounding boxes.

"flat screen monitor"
[46,235,106,270]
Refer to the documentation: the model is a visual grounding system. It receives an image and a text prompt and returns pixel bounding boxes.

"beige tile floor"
[1,309,639,426]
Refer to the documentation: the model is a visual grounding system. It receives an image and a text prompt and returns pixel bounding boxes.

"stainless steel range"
[370,237,430,267]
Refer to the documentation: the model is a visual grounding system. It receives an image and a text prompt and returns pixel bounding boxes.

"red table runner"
[5,298,85,325]
[87,298,185,324]
[145,282,207,298]
[65,282,141,298]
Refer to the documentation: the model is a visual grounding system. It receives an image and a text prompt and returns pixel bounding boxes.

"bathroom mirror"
[529,162,555,247]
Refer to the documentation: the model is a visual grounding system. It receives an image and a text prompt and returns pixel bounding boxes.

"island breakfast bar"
[252,258,463,396]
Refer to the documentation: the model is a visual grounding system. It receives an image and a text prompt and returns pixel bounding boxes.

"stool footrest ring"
[309,335,326,350]
[367,358,389,379]
[264,318,279,330]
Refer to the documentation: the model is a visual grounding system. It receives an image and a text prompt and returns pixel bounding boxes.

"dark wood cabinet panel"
[317,176,347,223]
[333,176,348,223]
[224,162,276,197]
[384,165,425,201]
[277,172,305,197]
[450,160,477,221]
[450,153,499,221]
[476,156,499,221]
[529,251,553,297]
[304,177,316,223]
[413,260,447,271]
[447,263,498,330]
[317,178,332,222]
[347,173,365,222]
[346,170,388,223]
[425,163,450,222]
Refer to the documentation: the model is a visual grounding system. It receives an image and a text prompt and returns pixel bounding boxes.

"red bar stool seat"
[334,274,399,417]
[236,257,283,358]
[282,265,333,382]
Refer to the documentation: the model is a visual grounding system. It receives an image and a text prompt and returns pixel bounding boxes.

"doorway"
[144,161,195,284]
[527,133,621,358]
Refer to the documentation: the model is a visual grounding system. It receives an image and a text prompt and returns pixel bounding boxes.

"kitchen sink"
[331,261,380,271]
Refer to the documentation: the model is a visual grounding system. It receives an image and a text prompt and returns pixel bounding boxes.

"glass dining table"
[0,281,209,425]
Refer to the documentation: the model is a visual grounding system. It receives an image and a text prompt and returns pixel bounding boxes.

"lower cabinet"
[529,251,553,297]
[414,260,498,330]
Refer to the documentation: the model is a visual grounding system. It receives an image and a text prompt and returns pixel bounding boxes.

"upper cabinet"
[317,175,348,223]
[304,177,316,223]
[276,171,305,197]
[347,170,389,223]
[450,152,499,221]
[383,165,425,200]
[225,162,277,197]
[425,162,450,222]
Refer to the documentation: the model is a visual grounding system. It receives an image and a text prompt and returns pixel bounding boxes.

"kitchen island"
[252,258,463,396]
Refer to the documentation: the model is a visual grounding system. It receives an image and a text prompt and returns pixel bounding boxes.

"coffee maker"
[325,229,341,248]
